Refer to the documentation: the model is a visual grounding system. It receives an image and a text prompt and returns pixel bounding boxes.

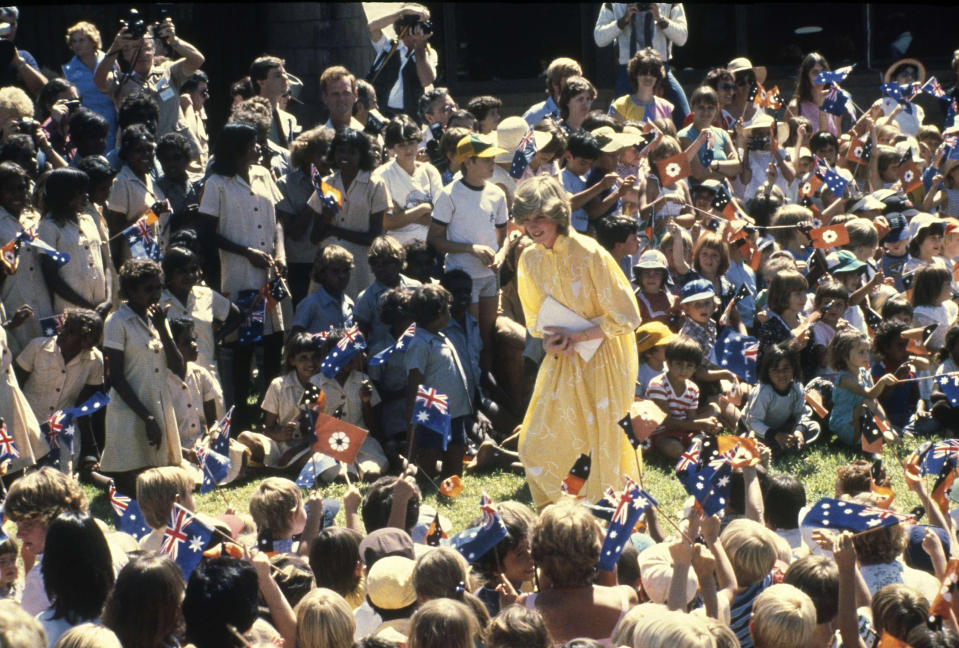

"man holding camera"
[94,15,204,143]
[0,6,47,96]
[367,3,437,119]
[594,3,689,128]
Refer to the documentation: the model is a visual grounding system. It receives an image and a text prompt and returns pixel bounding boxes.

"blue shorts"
[415,415,472,451]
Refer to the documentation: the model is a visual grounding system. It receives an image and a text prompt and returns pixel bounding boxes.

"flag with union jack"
[921,76,947,99]
[0,420,19,462]
[597,478,656,571]
[449,494,509,563]
[411,385,451,449]
[161,503,214,578]
[122,215,161,261]
[108,481,151,538]
[509,127,537,179]
[236,288,265,345]
[0,228,37,274]
[195,443,230,495]
[319,325,366,379]
[814,65,855,86]
[208,406,233,456]
[711,327,759,383]
[821,83,855,119]
[38,313,66,337]
[920,439,959,476]
[369,323,416,367]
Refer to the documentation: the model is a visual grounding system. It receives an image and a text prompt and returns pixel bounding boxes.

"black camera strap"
[368,25,409,84]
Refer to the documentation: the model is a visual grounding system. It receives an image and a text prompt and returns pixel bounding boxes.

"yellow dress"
[517,233,642,508]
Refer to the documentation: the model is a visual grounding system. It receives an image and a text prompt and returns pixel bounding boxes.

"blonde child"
[720,519,780,648]
[827,328,898,447]
[646,336,722,460]
[237,333,321,471]
[749,584,816,648]
[635,321,675,397]
[312,328,389,481]
[249,476,324,556]
[135,466,196,552]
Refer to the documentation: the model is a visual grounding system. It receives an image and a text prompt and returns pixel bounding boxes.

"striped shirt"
[730,573,773,648]
[646,373,699,420]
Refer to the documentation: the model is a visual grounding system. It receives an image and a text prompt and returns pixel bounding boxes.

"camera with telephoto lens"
[397,13,432,36]
[119,8,148,39]
[65,100,81,114]
[636,3,652,11]
[16,118,36,135]
[748,135,769,151]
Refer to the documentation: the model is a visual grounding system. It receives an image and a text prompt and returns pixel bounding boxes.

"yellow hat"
[635,321,676,354]
[455,133,508,164]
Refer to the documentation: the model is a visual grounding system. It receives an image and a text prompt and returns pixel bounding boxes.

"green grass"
[82,436,928,533]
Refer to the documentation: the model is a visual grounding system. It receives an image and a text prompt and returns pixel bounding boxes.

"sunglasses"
[736,77,756,87]
[718,82,736,91]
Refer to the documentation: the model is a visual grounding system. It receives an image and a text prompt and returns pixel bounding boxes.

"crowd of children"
[3,2,959,647]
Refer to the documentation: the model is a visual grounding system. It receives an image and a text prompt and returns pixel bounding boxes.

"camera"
[365,110,386,136]
[747,135,769,151]
[397,13,433,36]
[119,8,148,40]
[16,118,36,134]
[0,22,11,38]
[65,100,81,114]
[637,3,652,10]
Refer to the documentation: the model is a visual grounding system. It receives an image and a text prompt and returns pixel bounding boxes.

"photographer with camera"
[94,10,204,144]
[367,3,437,119]
[0,6,47,97]
[0,86,67,170]
[38,78,80,159]
[594,3,689,129]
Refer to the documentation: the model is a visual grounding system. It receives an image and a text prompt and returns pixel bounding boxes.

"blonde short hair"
[413,546,470,601]
[511,175,571,236]
[136,467,194,530]
[313,244,354,281]
[0,599,46,648]
[530,500,601,588]
[0,86,34,123]
[750,584,816,648]
[65,21,102,49]
[720,519,778,586]
[611,603,668,647]
[294,588,354,648]
[631,610,716,648]
[249,477,302,536]
[55,624,122,648]
[545,57,582,93]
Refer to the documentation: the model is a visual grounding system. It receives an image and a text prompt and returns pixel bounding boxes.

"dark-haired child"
[292,244,355,336]
[160,245,239,380]
[156,131,202,233]
[0,536,18,600]
[633,249,674,326]
[166,317,221,451]
[404,284,472,479]
[646,336,722,460]
[560,130,603,233]
[763,474,806,553]
[308,128,389,300]
[314,329,389,481]
[809,281,848,377]
[871,321,934,437]
[15,308,104,472]
[882,295,913,326]
[237,332,321,471]
[931,326,959,431]
[910,265,955,353]
[403,239,437,285]
[471,501,535,617]
[355,236,421,354]
[743,345,808,452]
[368,288,415,461]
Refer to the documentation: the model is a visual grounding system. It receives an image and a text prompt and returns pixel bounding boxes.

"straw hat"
[883,57,926,84]
[493,116,551,163]
[727,57,767,85]
[744,112,789,144]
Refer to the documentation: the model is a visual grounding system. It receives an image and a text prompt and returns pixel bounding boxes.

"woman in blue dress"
[61,22,118,148]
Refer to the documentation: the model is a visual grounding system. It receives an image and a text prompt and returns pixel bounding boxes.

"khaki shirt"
[199,166,286,335]
[106,165,167,263]
[311,370,380,429]
[16,336,103,421]
[160,285,231,376]
[100,304,180,472]
[167,362,221,449]
[37,214,108,313]
[0,207,51,355]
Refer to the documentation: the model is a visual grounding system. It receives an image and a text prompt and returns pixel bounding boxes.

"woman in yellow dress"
[512,176,642,508]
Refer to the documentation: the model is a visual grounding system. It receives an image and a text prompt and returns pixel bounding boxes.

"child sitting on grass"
[135,466,198,552]
[646,336,722,460]
[249,476,325,557]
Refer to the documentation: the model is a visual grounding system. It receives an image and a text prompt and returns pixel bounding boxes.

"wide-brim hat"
[366,556,417,610]
[590,126,637,154]
[494,116,552,163]
[634,249,669,271]
[826,250,866,275]
[635,321,676,354]
[744,112,789,143]
[727,57,767,85]
[884,57,927,84]
[907,213,944,241]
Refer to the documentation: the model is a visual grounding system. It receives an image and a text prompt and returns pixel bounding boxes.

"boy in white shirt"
[428,134,508,370]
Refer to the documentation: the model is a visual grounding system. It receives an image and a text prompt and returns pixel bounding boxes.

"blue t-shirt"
[561,168,589,232]
[676,124,731,168]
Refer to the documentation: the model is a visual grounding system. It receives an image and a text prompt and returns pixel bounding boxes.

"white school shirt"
[373,157,444,244]
[431,179,508,280]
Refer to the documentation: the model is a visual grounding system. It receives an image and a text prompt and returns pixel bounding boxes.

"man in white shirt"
[367,4,438,119]
[593,3,690,127]
[320,66,366,132]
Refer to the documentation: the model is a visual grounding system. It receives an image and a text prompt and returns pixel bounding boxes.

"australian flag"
[821,83,855,119]
[296,452,339,488]
[195,444,230,495]
[802,497,912,532]
[881,82,920,114]
[822,168,849,196]
[121,217,161,261]
[509,128,537,179]
[711,327,759,383]
[39,313,65,337]
[319,325,366,379]
[936,375,959,407]
[921,76,947,99]
[209,406,233,456]
[412,385,451,449]
[920,439,959,476]
[369,323,416,367]
[597,478,656,571]
[42,410,75,453]
[108,481,151,539]
[947,100,958,129]
[162,504,214,578]
[0,420,19,462]
[814,64,855,86]
[236,288,265,346]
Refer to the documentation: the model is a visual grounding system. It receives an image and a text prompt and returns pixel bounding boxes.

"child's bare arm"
[297,491,325,556]
[838,372,896,400]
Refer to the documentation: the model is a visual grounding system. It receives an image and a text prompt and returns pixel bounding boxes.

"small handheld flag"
[809,224,850,249]
[801,497,912,532]
[411,385,451,450]
[108,481,152,539]
[161,504,214,578]
[814,65,855,86]
[656,152,690,185]
[597,479,655,571]
[562,453,591,496]
[450,494,509,563]
[369,323,416,367]
[311,413,368,465]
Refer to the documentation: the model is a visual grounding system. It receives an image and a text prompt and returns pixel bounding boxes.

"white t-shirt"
[432,179,508,279]
[372,158,444,244]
